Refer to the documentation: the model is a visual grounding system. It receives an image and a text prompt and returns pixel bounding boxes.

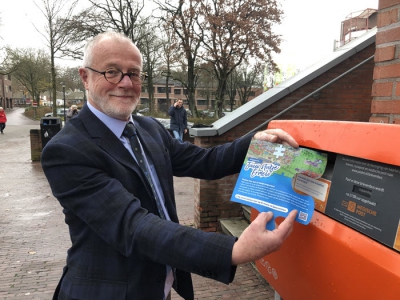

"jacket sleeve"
[168,105,175,116]
[183,110,188,129]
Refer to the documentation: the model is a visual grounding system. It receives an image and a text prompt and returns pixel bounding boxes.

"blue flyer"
[231,139,328,229]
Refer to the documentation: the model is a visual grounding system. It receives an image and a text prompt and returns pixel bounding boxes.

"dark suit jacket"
[41,104,253,300]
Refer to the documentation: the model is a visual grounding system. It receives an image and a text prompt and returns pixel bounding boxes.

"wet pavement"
[0,108,274,299]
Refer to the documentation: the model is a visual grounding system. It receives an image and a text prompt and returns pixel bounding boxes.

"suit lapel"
[132,118,179,222]
[76,106,178,221]
[77,105,145,181]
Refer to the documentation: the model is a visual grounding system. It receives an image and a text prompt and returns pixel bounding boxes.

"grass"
[23,106,53,120]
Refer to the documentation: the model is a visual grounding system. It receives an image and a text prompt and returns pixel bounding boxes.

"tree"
[193,62,216,115]
[235,63,263,106]
[158,22,181,111]
[62,0,151,52]
[138,22,163,114]
[61,0,155,109]
[58,66,85,92]
[195,0,282,117]
[34,0,79,115]
[157,0,203,115]
[4,47,52,103]
[0,13,12,75]
[0,50,16,76]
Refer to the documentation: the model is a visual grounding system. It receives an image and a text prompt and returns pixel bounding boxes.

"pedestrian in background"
[0,107,7,134]
[66,105,79,122]
[168,99,187,143]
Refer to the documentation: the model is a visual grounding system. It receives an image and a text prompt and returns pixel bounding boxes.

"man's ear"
[79,68,89,90]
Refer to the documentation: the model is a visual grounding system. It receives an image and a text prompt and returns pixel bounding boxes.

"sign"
[32,102,37,107]
[326,154,400,251]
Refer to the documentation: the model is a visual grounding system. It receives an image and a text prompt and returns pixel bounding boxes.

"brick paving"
[172,264,275,300]
[0,108,275,299]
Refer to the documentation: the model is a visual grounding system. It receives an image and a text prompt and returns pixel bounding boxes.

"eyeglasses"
[85,66,147,84]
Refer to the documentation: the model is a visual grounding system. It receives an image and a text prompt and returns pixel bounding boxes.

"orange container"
[251,120,400,299]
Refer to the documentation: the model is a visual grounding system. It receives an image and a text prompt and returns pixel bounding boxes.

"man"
[168,98,187,143]
[41,31,298,300]
[65,104,79,122]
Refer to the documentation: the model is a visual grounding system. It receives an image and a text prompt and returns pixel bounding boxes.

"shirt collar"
[87,101,133,139]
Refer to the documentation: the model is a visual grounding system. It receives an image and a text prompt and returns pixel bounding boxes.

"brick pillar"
[371,0,400,123]
[30,129,42,162]
[193,133,245,231]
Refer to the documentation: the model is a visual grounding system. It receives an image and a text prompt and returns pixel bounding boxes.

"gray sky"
[273,0,378,71]
[1,0,378,70]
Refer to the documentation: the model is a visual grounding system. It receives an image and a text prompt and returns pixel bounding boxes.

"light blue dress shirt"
[86,102,174,298]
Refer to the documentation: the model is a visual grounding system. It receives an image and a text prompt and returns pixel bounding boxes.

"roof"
[67,91,85,100]
[189,27,377,137]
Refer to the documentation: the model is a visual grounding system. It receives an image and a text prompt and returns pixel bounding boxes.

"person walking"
[41,31,298,300]
[0,107,7,134]
[168,99,187,143]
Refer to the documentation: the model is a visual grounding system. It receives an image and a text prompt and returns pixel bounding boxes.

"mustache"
[110,93,137,97]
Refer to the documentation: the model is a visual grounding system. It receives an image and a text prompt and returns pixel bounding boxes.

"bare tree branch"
[34,0,79,114]
[193,0,282,117]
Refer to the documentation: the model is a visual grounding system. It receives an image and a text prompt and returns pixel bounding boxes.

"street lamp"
[60,82,66,126]
[48,71,52,107]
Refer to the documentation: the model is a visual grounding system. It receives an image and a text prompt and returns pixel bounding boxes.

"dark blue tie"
[123,123,166,219]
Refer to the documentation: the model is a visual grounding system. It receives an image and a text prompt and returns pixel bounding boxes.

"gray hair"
[82,31,142,67]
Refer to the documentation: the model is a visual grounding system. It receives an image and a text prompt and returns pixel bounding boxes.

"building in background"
[139,79,263,114]
[0,75,13,109]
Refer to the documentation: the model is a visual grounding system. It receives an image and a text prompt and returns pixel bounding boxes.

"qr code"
[298,211,308,221]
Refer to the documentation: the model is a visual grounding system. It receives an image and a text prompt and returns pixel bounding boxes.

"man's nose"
[119,74,133,85]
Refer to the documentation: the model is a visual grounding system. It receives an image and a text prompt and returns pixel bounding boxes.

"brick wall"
[371,0,400,123]
[193,44,376,231]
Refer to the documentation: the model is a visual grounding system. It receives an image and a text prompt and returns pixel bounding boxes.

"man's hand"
[254,129,299,148]
[231,210,297,265]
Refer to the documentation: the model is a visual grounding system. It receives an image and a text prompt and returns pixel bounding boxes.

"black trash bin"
[40,117,62,148]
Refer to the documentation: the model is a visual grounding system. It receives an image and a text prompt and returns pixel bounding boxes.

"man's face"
[176,100,183,108]
[79,38,142,121]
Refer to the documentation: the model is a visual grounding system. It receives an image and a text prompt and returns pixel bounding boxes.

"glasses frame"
[85,66,147,85]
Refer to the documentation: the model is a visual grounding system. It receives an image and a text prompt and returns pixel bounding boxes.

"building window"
[225,100,236,105]
[183,89,188,95]
[157,87,171,93]
[174,89,181,94]
[142,87,154,93]
[197,100,207,106]
[140,98,149,105]
[249,91,255,96]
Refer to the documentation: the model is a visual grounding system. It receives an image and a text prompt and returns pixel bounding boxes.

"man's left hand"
[254,129,298,148]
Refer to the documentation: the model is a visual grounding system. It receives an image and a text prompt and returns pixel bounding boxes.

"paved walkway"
[0,108,275,299]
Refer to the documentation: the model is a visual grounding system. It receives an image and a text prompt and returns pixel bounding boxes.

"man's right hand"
[231,210,297,265]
